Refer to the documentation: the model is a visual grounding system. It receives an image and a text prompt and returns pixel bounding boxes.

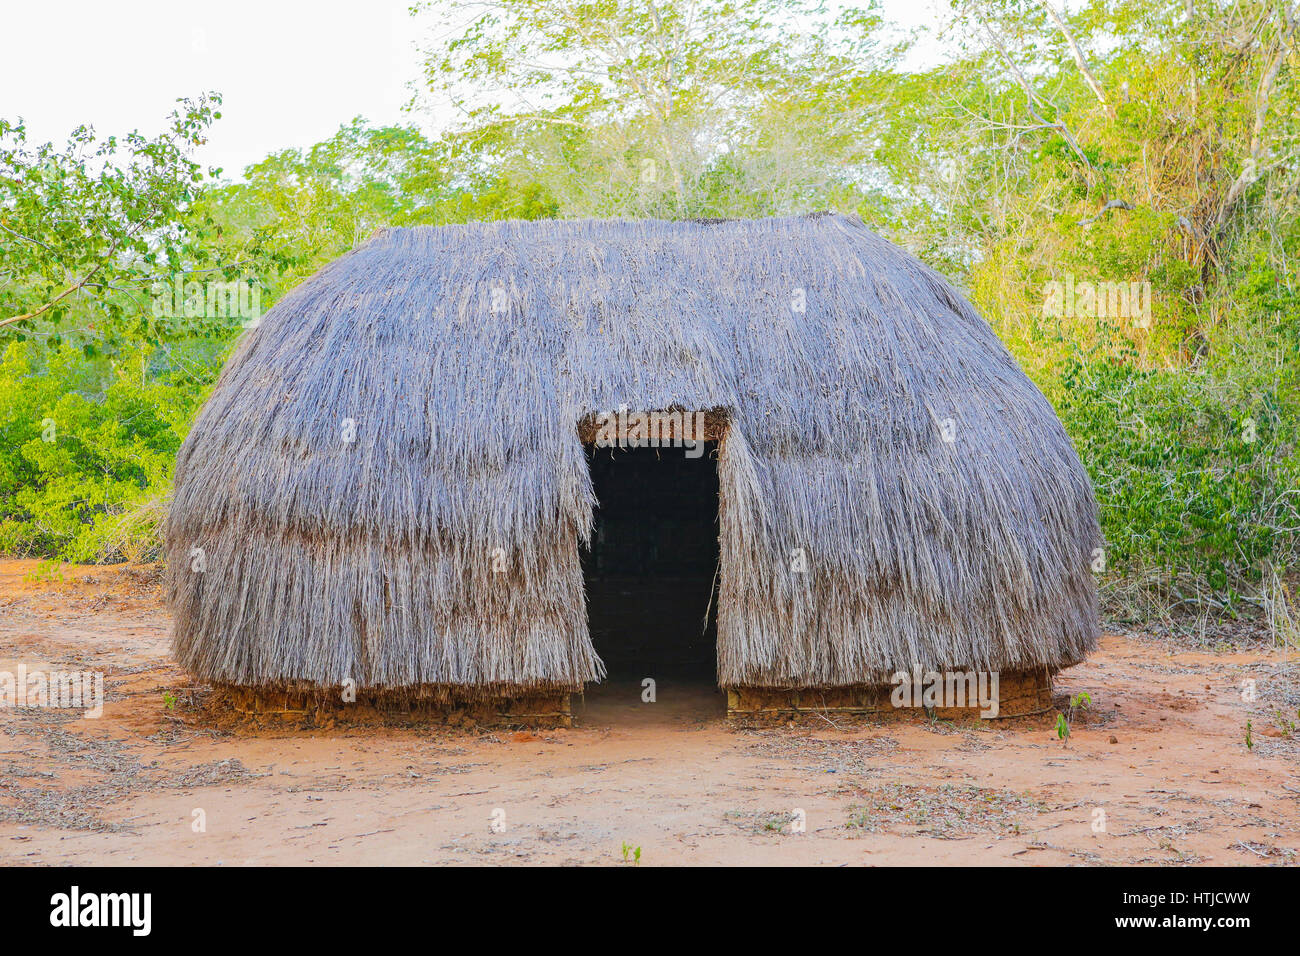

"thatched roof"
[167,213,1100,695]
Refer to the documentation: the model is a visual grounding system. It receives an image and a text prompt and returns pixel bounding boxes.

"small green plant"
[620,841,641,864]
[845,809,875,831]
[163,691,177,710]
[1245,720,1254,750]
[23,558,65,584]
[1270,707,1297,737]
[1056,692,1092,743]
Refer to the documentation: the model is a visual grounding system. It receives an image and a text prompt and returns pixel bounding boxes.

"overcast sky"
[5,0,956,181]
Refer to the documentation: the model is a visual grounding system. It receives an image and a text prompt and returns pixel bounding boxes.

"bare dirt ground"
[1,558,1296,866]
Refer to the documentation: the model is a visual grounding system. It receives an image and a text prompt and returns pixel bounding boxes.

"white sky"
[4,0,956,182]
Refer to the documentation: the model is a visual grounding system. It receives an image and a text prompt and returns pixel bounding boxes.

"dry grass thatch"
[167,213,1100,697]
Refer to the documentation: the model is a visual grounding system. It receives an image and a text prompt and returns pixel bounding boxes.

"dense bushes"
[0,338,228,561]
[1051,331,1298,616]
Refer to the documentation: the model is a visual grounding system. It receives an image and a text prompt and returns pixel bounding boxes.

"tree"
[414,0,901,218]
[1,95,225,340]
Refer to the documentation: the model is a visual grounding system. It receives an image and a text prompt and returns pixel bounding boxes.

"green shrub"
[0,339,219,562]
[1053,326,1299,616]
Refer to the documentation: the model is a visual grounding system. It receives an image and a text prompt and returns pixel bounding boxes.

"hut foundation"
[219,686,573,728]
[725,669,1054,720]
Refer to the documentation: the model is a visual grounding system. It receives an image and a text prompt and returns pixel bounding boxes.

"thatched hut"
[167,213,1100,719]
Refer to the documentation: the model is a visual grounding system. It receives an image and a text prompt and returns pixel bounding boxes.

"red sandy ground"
[0,558,1296,866]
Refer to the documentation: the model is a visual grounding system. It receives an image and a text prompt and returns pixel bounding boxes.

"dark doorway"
[580,441,723,721]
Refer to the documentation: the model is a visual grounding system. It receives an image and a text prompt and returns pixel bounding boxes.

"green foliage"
[901,0,1300,617]
[1051,326,1299,613]
[0,338,211,561]
[0,94,226,339]
[0,96,248,561]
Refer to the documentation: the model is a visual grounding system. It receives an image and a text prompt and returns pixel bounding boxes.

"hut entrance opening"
[580,434,723,716]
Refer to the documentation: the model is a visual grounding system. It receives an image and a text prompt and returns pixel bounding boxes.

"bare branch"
[1035,0,1111,114]
[979,19,1094,171]
[1077,198,1134,226]
[1214,3,1298,235]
